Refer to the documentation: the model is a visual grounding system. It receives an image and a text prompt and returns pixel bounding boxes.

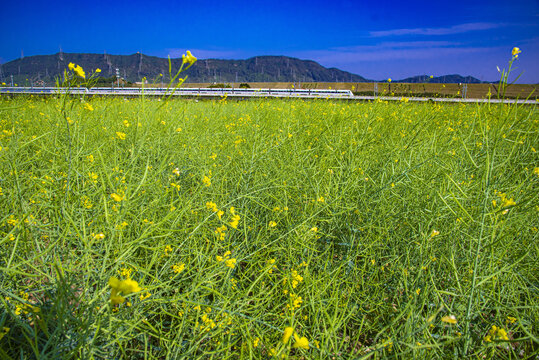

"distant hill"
[0,52,368,85]
[0,52,486,85]
[395,74,484,84]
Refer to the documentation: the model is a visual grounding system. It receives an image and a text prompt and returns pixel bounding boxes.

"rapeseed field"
[0,93,537,358]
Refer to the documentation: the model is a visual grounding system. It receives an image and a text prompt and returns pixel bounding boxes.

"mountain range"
[0,52,485,85]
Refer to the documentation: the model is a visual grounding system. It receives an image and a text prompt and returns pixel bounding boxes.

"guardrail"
[1,87,537,104]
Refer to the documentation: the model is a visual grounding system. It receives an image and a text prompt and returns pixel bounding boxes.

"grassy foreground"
[0,96,537,359]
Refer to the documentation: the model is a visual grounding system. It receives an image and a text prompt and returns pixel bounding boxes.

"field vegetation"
[0,67,538,358]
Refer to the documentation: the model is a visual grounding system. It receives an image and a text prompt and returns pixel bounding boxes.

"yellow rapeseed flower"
[74,65,85,79]
[84,103,94,111]
[215,225,227,240]
[202,175,211,187]
[139,291,151,300]
[206,201,218,212]
[484,325,509,342]
[108,277,141,305]
[229,207,240,229]
[229,215,240,229]
[96,68,102,73]
[118,278,141,293]
[172,263,185,273]
[225,258,237,268]
[288,293,303,310]
[512,47,521,58]
[293,333,310,349]
[182,50,197,65]
[111,192,125,202]
[68,63,75,70]
[217,209,224,220]
[387,78,392,83]
[116,132,126,140]
[291,270,303,288]
[502,198,516,207]
[283,327,294,343]
[441,315,457,324]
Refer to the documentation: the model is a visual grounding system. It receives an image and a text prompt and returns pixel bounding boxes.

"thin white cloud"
[374,41,461,48]
[292,41,487,63]
[290,42,536,81]
[370,22,502,37]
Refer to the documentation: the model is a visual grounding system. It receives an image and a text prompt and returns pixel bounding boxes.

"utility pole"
[116,68,120,88]
[11,75,14,86]
[138,52,143,79]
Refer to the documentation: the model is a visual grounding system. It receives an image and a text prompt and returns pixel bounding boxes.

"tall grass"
[0,94,537,358]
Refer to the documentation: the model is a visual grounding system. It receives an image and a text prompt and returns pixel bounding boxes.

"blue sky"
[1,0,538,82]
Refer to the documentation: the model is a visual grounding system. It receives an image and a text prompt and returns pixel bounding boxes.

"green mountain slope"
[395,74,484,84]
[0,52,369,85]
[0,52,486,85]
